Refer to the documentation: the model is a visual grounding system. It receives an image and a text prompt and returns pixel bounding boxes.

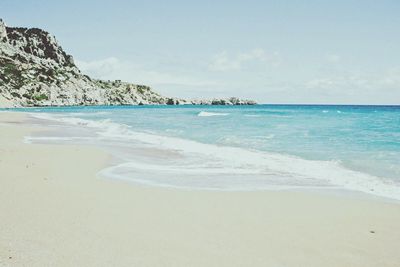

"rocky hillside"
[0,19,256,107]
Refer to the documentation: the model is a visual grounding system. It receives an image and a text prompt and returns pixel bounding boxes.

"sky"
[1,0,400,104]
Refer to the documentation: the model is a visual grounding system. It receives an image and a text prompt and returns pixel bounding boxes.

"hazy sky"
[1,0,400,104]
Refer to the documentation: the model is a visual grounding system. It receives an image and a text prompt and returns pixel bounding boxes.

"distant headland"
[0,19,256,107]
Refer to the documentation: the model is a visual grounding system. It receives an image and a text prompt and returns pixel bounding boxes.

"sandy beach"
[1,112,400,267]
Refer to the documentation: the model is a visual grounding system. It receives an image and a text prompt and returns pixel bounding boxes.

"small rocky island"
[0,19,256,107]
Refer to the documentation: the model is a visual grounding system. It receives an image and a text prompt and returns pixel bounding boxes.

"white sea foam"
[198,111,229,117]
[244,114,261,117]
[28,112,400,200]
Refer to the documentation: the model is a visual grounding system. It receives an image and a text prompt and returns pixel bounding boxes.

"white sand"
[1,112,400,267]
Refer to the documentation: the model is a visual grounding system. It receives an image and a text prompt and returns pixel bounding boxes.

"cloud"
[303,69,400,103]
[75,57,122,79]
[208,49,280,72]
[75,57,221,92]
[306,70,400,91]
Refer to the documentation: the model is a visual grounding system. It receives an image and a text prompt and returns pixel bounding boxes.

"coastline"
[1,112,400,266]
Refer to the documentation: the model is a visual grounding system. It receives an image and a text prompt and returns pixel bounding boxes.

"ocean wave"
[244,114,261,117]
[28,112,400,200]
[198,111,229,117]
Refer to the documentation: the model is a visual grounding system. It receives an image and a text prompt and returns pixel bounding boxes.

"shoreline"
[19,108,400,201]
[21,109,400,205]
[1,112,400,266]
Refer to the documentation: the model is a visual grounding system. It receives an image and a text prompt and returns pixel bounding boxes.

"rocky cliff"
[0,19,256,107]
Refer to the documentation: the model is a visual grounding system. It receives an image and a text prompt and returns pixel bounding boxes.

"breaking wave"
[198,111,229,117]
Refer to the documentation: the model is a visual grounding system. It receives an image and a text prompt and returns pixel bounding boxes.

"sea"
[5,105,400,200]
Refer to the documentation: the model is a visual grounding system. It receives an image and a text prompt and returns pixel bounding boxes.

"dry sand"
[0,112,400,267]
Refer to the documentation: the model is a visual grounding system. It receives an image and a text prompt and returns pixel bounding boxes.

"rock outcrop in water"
[0,19,256,107]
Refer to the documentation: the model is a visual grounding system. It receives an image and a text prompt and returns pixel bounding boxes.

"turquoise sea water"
[5,105,400,199]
